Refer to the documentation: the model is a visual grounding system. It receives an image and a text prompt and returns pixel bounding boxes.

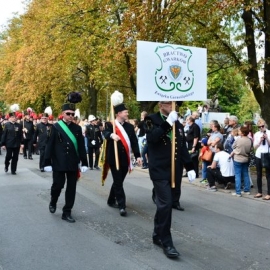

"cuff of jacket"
[160,120,172,133]
[44,159,51,167]
[185,162,194,172]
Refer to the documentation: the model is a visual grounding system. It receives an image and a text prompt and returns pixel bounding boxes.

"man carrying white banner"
[145,101,196,258]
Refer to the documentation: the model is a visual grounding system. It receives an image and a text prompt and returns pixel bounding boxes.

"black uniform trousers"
[5,147,20,173]
[50,171,77,215]
[39,146,46,169]
[207,168,235,187]
[23,139,32,158]
[153,178,173,247]
[107,165,128,209]
[88,147,100,168]
[172,163,183,207]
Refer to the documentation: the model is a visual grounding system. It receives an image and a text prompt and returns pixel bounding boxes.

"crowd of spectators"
[131,107,270,200]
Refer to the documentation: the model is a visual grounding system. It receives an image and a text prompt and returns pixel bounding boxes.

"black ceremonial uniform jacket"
[33,122,53,148]
[103,121,140,167]
[145,112,194,180]
[22,120,35,140]
[85,124,103,148]
[1,121,23,148]
[44,121,88,171]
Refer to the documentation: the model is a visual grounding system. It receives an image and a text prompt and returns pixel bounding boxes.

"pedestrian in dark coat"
[85,114,103,170]
[103,102,142,217]
[0,117,3,155]
[44,103,88,223]
[22,113,35,159]
[145,101,196,258]
[1,112,23,174]
[33,113,52,172]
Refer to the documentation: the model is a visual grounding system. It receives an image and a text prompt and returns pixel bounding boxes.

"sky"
[0,0,27,29]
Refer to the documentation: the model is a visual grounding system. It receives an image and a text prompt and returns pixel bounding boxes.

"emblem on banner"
[155,45,194,92]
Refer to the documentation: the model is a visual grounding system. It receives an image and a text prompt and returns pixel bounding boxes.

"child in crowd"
[224,128,239,154]
[199,137,211,183]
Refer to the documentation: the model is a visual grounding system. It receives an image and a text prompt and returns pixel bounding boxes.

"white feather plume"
[44,106,52,115]
[111,90,123,106]
[10,104,20,112]
[75,108,80,118]
[27,107,33,113]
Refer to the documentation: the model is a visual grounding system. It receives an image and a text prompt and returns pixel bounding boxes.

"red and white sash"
[115,120,133,172]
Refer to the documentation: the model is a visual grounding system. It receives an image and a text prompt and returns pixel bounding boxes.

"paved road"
[0,151,270,270]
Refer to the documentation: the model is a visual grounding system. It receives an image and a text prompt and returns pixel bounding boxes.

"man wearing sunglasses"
[253,118,270,200]
[44,103,88,223]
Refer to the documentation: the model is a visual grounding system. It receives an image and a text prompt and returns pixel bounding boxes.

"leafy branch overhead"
[0,0,266,124]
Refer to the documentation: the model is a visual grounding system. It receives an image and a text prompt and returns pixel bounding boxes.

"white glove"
[187,170,196,182]
[110,133,120,141]
[81,166,88,173]
[91,140,96,145]
[166,111,178,126]
[44,166,52,172]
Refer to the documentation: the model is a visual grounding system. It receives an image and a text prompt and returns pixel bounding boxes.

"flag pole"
[171,101,176,188]
[110,100,120,170]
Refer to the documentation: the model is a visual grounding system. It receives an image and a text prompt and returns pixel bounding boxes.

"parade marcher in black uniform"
[1,112,23,174]
[0,116,3,155]
[33,113,52,172]
[103,93,142,217]
[145,101,196,258]
[22,112,35,160]
[44,102,88,223]
[85,114,103,170]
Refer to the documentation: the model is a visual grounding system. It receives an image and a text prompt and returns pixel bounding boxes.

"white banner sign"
[137,40,207,101]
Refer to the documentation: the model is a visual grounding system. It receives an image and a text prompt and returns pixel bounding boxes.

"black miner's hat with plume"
[62,92,82,112]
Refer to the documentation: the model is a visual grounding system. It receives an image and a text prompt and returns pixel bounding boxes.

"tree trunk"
[242,4,270,125]
[86,83,97,116]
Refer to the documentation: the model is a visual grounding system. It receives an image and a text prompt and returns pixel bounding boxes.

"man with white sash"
[103,103,142,216]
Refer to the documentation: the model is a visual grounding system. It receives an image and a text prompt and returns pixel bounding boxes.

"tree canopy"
[0,0,267,124]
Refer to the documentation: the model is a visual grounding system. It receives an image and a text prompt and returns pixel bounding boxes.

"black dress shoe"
[62,214,76,223]
[119,209,127,216]
[94,166,100,170]
[11,172,16,175]
[163,246,180,258]
[40,168,45,172]
[107,202,119,208]
[49,204,56,213]
[4,167,8,173]
[28,157,33,160]
[172,204,185,211]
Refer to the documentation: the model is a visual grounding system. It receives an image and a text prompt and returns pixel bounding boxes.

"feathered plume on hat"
[75,108,80,119]
[111,90,123,106]
[111,90,127,113]
[10,104,20,112]
[66,92,82,104]
[44,106,53,115]
[27,107,33,114]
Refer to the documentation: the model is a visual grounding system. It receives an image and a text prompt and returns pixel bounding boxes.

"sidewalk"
[135,165,269,200]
